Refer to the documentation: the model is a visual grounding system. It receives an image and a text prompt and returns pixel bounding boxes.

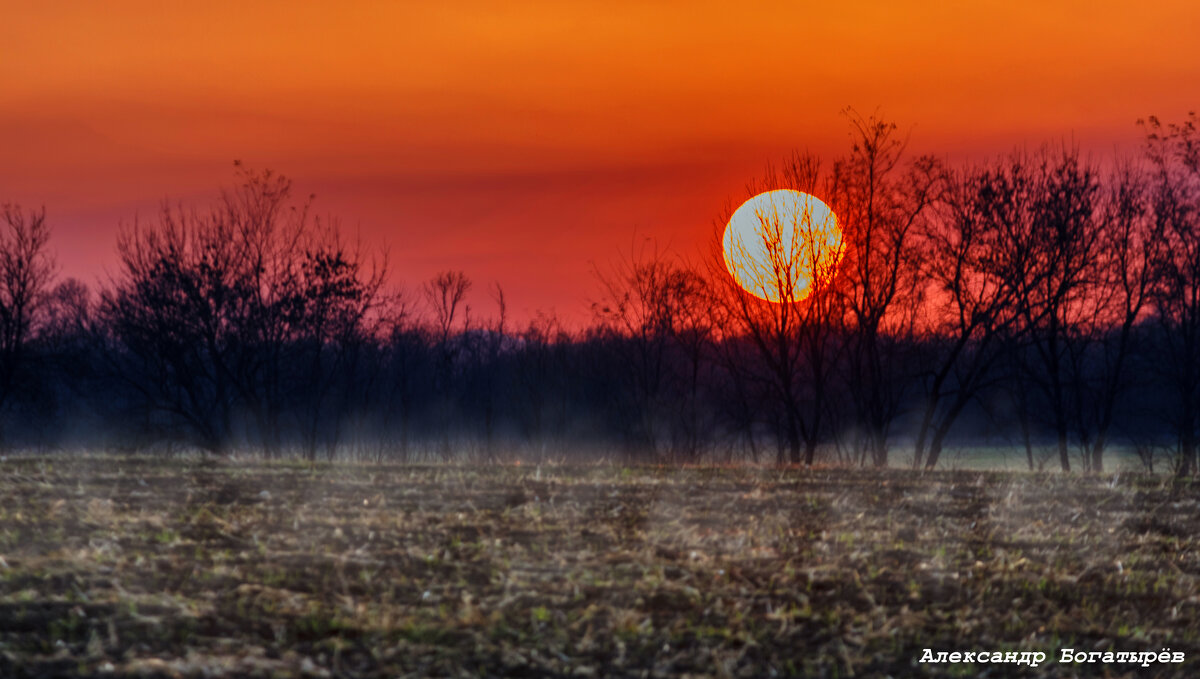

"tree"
[289,230,387,459]
[0,205,55,446]
[461,283,509,460]
[1025,149,1102,473]
[1066,161,1161,472]
[424,271,472,345]
[376,291,433,461]
[713,152,845,466]
[1142,112,1200,475]
[914,163,1028,470]
[593,241,711,460]
[828,112,944,467]
[423,270,472,458]
[100,167,383,455]
[512,312,573,460]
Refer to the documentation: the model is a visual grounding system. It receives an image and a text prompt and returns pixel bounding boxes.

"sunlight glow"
[722,189,843,303]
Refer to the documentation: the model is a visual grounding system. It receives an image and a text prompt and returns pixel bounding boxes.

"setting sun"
[722,189,843,303]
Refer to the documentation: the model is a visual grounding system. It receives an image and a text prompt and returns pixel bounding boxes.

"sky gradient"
[4,1,1199,324]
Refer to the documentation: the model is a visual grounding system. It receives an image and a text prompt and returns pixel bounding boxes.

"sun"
[721,189,843,303]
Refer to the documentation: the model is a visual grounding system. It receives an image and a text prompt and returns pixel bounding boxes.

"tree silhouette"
[830,113,944,467]
[913,162,1027,470]
[1068,162,1161,472]
[713,152,845,466]
[1143,113,1200,475]
[0,205,55,447]
[1007,148,1103,472]
[101,168,383,455]
[423,270,472,458]
[593,242,712,460]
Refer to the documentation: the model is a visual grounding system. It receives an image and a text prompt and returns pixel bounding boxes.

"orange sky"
[3,1,1198,325]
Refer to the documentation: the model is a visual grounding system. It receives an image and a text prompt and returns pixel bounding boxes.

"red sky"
[3,1,1198,326]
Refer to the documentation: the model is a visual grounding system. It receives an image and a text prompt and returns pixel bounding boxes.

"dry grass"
[0,456,1198,677]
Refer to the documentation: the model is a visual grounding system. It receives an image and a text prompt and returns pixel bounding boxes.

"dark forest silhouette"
[3,113,1200,473]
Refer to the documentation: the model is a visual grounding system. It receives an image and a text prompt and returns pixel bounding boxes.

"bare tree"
[1066,161,1161,471]
[0,205,55,446]
[1007,148,1103,472]
[513,312,573,461]
[914,163,1028,470]
[291,228,388,460]
[1142,113,1200,475]
[714,152,845,466]
[424,271,472,345]
[376,291,432,461]
[423,270,472,458]
[829,112,944,467]
[593,240,710,460]
[101,208,240,453]
[664,267,717,460]
[462,283,508,460]
[100,167,382,456]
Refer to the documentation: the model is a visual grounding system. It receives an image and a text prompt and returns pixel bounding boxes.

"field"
[0,457,1198,678]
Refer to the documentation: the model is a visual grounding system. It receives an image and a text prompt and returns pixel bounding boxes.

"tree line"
[2,113,1199,472]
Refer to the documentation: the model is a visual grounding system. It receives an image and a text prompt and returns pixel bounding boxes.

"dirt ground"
[0,456,1197,677]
